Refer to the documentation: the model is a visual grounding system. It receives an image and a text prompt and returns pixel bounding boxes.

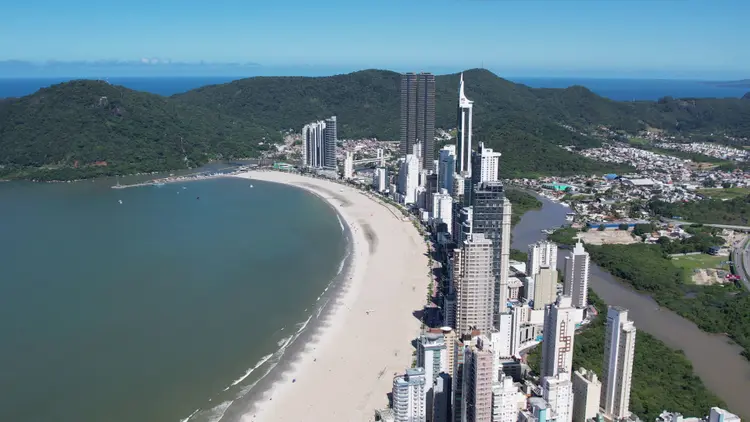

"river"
[511,194,750,418]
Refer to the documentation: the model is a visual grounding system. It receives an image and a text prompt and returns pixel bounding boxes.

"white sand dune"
[234,170,428,422]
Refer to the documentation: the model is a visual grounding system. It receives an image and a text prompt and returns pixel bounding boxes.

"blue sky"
[1,0,748,78]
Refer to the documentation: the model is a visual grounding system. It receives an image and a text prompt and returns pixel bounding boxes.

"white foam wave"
[336,214,344,232]
[277,335,293,348]
[296,314,313,334]
[179,408,200,422]
[228,353,274,388]
[316,298,330,318]
[204,401,232,422]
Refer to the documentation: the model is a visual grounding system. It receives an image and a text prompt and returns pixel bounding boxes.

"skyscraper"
[323,116,337,170]
[471,181,512,315]
[392,367,427,422]
[471,142,501,185]
[541,296,576,378]
[542,372,575,422]
[431,189,454,234]
[401,72,435,171]
[533,268,558,311]
[417,332,448,393]
[454,233,495,334]
[492,376,522,422]
[572,367,601,422]
[398,154,420,205]
[438,145,457,195]
[564,239,590,309]
[302,120,326,168]
[528,240,558,277]
[462,337,494,422]
[601,307,636,420]
[456,73,474,176]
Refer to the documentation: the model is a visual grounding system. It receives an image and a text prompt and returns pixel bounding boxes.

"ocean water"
[0,176,347,422]
[0,76,746,100]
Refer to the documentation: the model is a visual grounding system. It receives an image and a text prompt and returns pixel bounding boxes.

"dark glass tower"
[323,116,337,170]
[400,72,435,171]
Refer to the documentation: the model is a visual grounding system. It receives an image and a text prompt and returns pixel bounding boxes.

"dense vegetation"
[649,196,750,225]
[0,81,277,180]
[4,69,750,180]
[506,189,542,226]
[527,289,725,421]
[587,243,750,360]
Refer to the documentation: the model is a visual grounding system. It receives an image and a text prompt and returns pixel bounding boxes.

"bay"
[0,177,347,422]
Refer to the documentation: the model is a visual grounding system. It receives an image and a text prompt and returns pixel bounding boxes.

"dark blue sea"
[0,76,747,100]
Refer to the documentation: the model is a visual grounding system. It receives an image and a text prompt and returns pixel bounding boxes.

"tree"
[618,223,630,231]
[598,224,606,231]
[722,182,732,189]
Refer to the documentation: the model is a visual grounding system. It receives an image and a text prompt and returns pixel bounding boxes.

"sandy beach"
[233,170,429,422]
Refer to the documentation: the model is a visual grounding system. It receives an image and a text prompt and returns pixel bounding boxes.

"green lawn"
[670,253,729,272]
[628,137,650,145]
[697,187,750,200]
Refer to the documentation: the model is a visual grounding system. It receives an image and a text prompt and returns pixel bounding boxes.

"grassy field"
[697,187,750,200]
[628,137,650,145]
[670,253,729,271]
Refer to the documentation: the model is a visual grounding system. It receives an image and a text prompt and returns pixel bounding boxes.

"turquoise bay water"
[0,177,347,422]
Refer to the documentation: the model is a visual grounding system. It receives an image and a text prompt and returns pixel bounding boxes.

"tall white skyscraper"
[709,407,742,422]
[398,154,420,205]
[572,367,601,422]
[454,233,495,334]
[564,239,590,308]
[431,189,454,234]
[438,145,456,195]
[456,73,473,176]
[302,120,326,168]
[343,151,354,179]
[417,332,448,392]
[471,142,501,183]
[392,367,427,422]
[601,307,636,421]
[492,376,522,422]
[372,167,389,192]
[533,268,558,311]
[528,241,558,277]
[542,372,575,422]
[541,296,576,378]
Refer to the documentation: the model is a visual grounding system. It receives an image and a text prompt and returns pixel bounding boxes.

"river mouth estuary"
[512,194,750,419]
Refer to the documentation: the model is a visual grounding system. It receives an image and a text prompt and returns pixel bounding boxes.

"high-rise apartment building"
[471,181,512,317]
[542,372,575,422]
[462,337,494,422]
[572,367,601,422]
[343,151,354,179]
[492,376,523,422]
[601,307,636,420]
[541,296,576,378]
[323,116,337,170]
[528,241,558,277]
[372,167,389,192]
[709,407,742,422]
[471,142,501,184]
[454,233,495,334]
[398,154,420,205]
[438,145,457,195]
[533,268,558,311]
[564,239,590,309]
[302,120,326,168]
[456,73,474,176]
[432,189,454,234]
[401,72,435,171]
[417,332,449,392]
[392,367,427,422]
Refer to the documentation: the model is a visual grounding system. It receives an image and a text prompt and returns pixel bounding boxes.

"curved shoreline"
[229,171,428,422]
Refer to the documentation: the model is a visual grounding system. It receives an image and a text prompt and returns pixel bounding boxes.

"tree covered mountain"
[2,69,750,180]
[0,80,277,180]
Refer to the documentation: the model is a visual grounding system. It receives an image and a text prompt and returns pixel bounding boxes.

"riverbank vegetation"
[527,290,725,422]
[649,196,750,225]
[506,189,543,227]
[587,243,750,360]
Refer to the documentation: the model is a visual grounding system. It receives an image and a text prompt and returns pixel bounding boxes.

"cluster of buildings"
[372,72,738,422]
[655,142,749,162]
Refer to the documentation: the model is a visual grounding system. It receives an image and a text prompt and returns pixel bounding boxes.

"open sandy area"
[234,170,428,422]
[580,229,638,245]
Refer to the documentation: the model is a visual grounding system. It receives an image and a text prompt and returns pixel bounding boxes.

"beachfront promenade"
[234,170,429,421]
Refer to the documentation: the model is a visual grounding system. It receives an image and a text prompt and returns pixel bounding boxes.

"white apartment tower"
[302,120,326,168]
[372,167,389,192]
[398,154,420,205]
[533,268,558,311]
[572,367,601,422]
[454,233,495,334]
[492,376,522,422]
[564,239,590,308]
[432,189,454,234]
[709,407,741,422]
[601,307,637,421]
[541,296,576,378]
[438,145,457,195]
[543,372,575,422]
[528,240,558,277]
[456,73,474,177]
[417,332,448,392]
[472,142,501,183]
[343,151,354,179]
[392,367,427,422]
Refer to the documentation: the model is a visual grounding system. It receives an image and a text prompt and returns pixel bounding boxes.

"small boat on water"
[250,184,254,188]
[118,200,123,204]
[541,229,554,235]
